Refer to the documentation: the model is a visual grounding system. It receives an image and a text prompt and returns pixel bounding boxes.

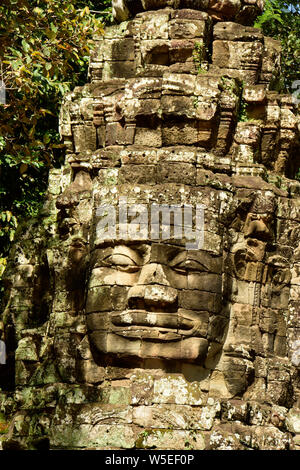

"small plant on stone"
[184,439,193,450]
[220,76,236,96]
[193,41,208,74]
[238,97,249,122]
[193,97,199,109]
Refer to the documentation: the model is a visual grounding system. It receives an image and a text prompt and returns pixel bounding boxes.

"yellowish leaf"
[20,163,28,175]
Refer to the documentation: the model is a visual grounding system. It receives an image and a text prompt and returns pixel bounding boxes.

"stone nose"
[127,263,178,311]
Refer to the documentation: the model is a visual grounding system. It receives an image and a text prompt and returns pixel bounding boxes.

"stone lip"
[110,310,197,339]
[112,0,265,24]
[111,327,183,341]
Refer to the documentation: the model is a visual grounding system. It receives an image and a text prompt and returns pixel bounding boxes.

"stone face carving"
[0,1,300,451]
[86,239,226,365]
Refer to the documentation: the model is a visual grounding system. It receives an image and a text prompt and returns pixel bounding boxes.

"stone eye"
[172,260,207,274]
[104,254,140,273]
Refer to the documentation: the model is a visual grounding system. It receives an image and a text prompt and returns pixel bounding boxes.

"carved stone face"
[85,187,228,366]
[86,241,226,364]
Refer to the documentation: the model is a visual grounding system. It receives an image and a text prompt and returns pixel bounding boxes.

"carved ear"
[233,249,247,280]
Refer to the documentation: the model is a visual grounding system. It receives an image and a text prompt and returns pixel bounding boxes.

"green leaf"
[9,229,15,242]
[21,39,30,52]
[50,23,58,33]
[43,133,51,144]
[33,7,44,16]
[45,28,56,40]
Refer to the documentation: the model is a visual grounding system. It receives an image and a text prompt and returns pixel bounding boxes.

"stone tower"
[0,0,299,450]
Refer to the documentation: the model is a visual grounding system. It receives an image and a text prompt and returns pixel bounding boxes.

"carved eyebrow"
[112,245,143,264]
[169,251,210,271]
[171,258,209,272]
[91,243,150,269]
[187,252,216,270]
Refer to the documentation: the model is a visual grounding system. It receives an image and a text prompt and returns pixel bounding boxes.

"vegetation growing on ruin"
[255,0,300,180]
[0,1,111,288]
[254,0,300,91]
[193,41,208,74]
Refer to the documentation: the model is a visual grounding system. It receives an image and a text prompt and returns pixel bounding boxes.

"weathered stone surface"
[112,0,264,25]
[0,0,299,452]
[136,428,206,450]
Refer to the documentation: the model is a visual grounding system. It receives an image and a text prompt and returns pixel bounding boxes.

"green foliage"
[193,97,199,108]
[254,1,300,91]
[0,1,111,277]
[220,76,237,96]
[193,41,208,74]
[255,2,300,179]
[238,98,249,122]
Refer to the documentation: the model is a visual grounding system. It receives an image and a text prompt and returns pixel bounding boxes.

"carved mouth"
[110,310,199,340]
